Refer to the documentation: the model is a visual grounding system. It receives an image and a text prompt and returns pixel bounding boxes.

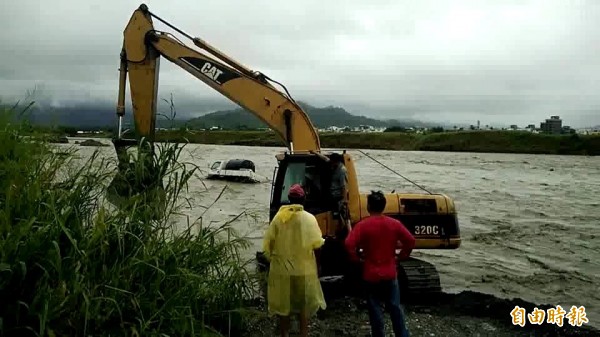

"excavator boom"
[116,4,320,153]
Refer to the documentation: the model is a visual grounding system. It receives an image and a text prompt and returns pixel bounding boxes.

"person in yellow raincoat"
[262,183,327,337]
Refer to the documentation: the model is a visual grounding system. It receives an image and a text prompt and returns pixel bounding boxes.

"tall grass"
[0,102,258,336]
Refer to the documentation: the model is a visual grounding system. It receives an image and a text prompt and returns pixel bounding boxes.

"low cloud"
[2,0,599,127]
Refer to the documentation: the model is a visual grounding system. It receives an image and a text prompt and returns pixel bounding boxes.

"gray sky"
[1,0,599,127]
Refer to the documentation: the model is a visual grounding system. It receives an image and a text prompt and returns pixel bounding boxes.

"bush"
[0,103,258,336]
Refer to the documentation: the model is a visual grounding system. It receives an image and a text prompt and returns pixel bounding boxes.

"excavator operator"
[310,150,352,235]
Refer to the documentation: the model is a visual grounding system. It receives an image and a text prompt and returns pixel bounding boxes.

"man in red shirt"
[344,190,415,337]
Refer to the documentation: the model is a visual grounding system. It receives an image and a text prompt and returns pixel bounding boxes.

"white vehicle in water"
[206,159,260,183]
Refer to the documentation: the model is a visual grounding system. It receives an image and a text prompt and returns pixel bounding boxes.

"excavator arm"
[115,4,320,153]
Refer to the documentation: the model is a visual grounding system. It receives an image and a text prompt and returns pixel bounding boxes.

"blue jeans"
[365,278,410,337]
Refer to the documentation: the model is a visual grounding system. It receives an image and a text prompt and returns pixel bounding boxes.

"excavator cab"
[269,152,349,236]
[265,151,361,282]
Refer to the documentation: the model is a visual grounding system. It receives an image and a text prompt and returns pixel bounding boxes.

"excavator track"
[256,252,443,304]
[397,257,442,303]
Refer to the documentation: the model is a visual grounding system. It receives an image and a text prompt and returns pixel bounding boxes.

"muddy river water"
[61,139,600,328]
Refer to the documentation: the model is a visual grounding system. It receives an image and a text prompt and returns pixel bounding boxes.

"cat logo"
[200,62,224,84]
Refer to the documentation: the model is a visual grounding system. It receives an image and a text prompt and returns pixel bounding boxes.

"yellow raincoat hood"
[274,204,304,224]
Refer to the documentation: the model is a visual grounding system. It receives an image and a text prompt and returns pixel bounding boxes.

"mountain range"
[3,100,440,130]
[187,101,437,129]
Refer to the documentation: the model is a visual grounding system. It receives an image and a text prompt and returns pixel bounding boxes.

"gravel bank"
[242,291,599,336]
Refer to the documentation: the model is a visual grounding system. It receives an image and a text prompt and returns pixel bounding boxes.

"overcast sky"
[1,0,599,127]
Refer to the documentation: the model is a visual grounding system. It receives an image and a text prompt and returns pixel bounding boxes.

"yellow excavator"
[110,4,461,300]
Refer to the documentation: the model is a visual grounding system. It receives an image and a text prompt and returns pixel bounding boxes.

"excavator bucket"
[106,137,166,217]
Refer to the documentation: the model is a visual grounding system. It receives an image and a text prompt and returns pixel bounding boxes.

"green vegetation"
[154,129,600,155]
[0,103,259,336]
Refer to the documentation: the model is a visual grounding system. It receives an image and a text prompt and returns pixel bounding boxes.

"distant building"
[540,116,562,134]
[318,125,386,133]
[577,127,600,135]
[562,126,576,134]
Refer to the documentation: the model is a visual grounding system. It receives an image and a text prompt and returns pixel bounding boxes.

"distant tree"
[384,126,407,132]
[430,126,444,133]
[58,126,78,136]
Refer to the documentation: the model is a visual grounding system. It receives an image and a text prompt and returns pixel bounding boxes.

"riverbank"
[243,291,599,336]
[153,130,600,156]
